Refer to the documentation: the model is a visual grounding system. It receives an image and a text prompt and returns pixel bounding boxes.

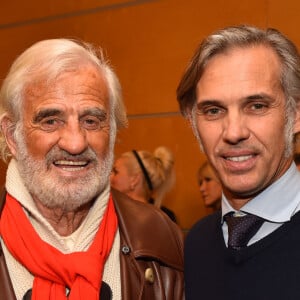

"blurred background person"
[110,146,177,223]
[197,161,222,212]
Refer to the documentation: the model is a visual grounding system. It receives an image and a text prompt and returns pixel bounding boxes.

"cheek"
[112,175,126,190]
[197,122,219,149]
[23,132,57,159]
[211,190,219,199]
[211,181,221,190]
[206,183,213,192]
[252,117,287,156]
[88,132,111,157]
[253,112,286,139]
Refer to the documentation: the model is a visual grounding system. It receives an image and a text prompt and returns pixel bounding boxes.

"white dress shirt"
[222,162,300,246]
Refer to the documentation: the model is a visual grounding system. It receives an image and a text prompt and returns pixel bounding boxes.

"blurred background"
[0,0,299,233]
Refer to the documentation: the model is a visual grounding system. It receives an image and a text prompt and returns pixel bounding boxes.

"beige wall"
[0,0,299,231]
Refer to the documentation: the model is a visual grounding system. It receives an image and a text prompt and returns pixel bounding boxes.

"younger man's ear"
[293,103,300,135]
[1,115,17,157]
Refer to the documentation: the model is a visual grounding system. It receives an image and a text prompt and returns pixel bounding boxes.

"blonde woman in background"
[110,146,177,222]
[197,161,222,212]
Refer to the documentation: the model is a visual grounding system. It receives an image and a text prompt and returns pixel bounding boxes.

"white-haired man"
[0,38,184,300]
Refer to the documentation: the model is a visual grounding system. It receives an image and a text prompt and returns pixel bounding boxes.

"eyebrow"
[197,93,274,108]
[196,100,220,109]
[33,107,108,123]
[246,93,272,101]
[33,108,62,123]
[80,107,107,119]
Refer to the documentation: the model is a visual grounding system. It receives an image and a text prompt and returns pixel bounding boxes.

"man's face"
[10,65,114,211]
[194,45,299,206]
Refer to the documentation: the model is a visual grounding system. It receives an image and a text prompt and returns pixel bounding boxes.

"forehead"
[23,65,109,112]
[197,45,282,97]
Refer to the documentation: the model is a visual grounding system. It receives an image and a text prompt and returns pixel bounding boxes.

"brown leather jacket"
[0,189,184,300]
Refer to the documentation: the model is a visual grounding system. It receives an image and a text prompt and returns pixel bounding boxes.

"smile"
[54,160,89,171]
[226,155,253,162]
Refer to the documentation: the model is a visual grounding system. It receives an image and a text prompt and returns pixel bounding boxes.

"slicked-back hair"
[177,25,300,119]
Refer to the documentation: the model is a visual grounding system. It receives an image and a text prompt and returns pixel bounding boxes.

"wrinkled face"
[194,46,300,206]
[198,171,222,208]
[110,156,134,194]
[7,65,115,211]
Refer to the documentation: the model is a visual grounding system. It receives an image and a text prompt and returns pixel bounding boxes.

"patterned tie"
[224,212,264,250]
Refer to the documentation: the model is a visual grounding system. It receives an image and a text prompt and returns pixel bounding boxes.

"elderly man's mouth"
[53,160,89,171]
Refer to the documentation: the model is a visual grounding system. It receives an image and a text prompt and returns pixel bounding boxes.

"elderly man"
[0,39,184,300]
[177,25,300,299]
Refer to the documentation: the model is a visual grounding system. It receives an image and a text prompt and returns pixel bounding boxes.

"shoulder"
[111,189,183,269]
[160,205,177,223]
[189,211,221,231]
[112,189,180,232]
[186,211,221,244]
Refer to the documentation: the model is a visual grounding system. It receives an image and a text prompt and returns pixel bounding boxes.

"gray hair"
[177,25,300,117]
[0,38,128,161]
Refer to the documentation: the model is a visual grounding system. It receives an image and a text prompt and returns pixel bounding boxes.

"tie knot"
[224,212,264,250]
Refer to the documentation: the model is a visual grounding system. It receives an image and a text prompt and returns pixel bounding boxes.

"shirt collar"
[222,163,300,223]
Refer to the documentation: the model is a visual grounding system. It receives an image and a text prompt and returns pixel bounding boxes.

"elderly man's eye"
[252,103,265,109]
[40,118,63,131]
[81,116,107,130]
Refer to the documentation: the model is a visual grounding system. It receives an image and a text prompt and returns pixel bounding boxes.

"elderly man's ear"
[1,116,18,157]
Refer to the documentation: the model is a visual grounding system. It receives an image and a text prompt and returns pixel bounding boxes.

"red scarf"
[0,193,118,300]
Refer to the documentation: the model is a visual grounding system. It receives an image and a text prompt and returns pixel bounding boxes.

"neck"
[126,189,148,204]
[33,198,93,236]
[133,196,148,203]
